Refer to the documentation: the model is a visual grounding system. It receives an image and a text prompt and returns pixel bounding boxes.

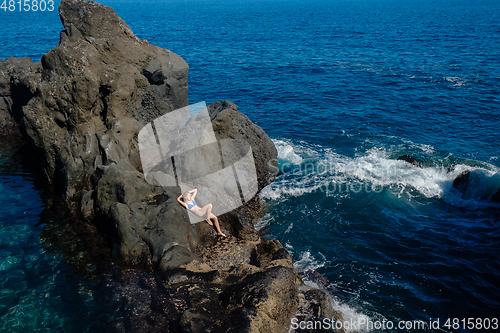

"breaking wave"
[263,138,500,210]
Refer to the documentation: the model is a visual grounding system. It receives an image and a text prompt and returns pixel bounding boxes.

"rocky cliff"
[0,1,339,331]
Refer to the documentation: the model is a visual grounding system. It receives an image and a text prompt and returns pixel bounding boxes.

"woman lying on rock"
[177,189,227,237]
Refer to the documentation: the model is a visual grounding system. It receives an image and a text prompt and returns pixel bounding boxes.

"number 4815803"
[1,0,55,11]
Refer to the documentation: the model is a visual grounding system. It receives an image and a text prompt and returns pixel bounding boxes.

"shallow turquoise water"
[0,148,74,332]
[0,146,126,332]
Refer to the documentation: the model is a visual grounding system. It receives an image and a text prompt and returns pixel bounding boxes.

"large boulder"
[17,0,188,200]
[223,265,298,333]
[209,100,277,191]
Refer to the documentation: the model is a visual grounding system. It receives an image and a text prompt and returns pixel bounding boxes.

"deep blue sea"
[1,0,499,331]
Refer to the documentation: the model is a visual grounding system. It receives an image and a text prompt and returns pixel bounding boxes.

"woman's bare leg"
[196,204,227,236]
[209,214,226,237]
[196,204,213,225]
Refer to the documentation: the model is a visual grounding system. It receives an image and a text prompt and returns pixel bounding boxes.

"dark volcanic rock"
[397,154,422,168]
[452,170,500,203]
[453,170,471,193]
[208,100,278,191]
[22,0,188,200]
[223,265,299,333]
[0,0,278,270]
[257,239,293,268]
[289,288,345,333]
[0,57,40,137]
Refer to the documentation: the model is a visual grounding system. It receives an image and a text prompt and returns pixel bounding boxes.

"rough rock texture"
[209,100,278,191]
[161,239,302,333]
[0,57,39,137]
[397,154,422,168]
[27,0,187,201]
[288,270,346,333]
[452,170,471,193]
[289,288,344,333]
[0,0,326,331]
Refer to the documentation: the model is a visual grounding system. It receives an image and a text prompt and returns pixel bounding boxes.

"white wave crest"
[330,298,372,333]
[444,76,468,86]
[261,140,500,208]
[254,213,274,231]
[273,139,303,164]
[293,250,373,333]
[293,251,326,273]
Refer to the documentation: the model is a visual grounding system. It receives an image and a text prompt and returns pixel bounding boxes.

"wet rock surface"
[451,169,500,203]
[452,170,471,193]
[397,154,422,168]
[289,271,346,333]
[0,0,338,331]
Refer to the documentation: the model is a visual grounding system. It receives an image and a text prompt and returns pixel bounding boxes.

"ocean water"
[0,143,101,332]
[1,0,500,332]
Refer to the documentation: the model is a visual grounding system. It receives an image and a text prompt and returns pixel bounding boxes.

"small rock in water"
[397,155,422,167]
[452,170,471,193]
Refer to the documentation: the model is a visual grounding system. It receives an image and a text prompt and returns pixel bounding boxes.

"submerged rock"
[452,169,500,203]
[452,170,471,193]
[397,154,422,168]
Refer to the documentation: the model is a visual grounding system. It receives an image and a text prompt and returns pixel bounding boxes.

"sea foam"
[293,250,373,333]
[262,138,500,210]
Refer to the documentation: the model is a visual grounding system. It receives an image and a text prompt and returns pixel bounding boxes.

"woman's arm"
[177,195,187,208]
[190,189,198,200]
